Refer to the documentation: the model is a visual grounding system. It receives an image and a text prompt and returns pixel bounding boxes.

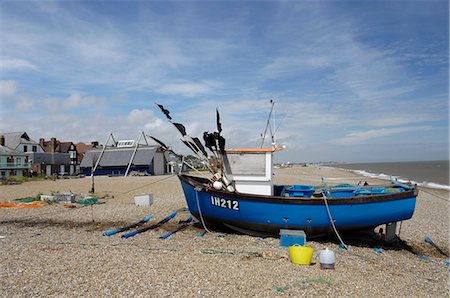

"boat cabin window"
[225,153,266,176]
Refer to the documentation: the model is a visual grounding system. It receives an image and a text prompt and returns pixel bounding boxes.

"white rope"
[195,189,211,233]
[322,190,348,249]
[181,160,213,182]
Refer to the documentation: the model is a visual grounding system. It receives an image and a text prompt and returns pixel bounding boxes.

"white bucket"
[319,248,335,269]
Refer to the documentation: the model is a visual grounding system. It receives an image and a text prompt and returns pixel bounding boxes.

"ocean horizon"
[328,160,449,190]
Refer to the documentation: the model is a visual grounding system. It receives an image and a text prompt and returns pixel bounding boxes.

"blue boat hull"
[179,175,417,237]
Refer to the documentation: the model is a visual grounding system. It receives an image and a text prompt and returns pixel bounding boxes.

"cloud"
[155,81,221,97]
[333,127,413,145]
[64,93,98,109]
[0,80,18,99]
[0,58,38,71]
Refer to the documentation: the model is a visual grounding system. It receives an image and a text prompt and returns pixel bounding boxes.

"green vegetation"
[1,175,47,185]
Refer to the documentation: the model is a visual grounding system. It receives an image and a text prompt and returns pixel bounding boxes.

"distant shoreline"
[327,160,449,191]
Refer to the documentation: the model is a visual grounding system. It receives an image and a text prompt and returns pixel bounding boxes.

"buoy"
[213,181,223,190]
[319,248,335,269]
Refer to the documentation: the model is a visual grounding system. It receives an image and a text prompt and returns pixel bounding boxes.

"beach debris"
[41,193,76,203]
[121,212,177,239]
[372,247,383,254]
[200,248,288,261]
[195,232,206,237]
[200,248,261,257]
[272,277,333,293]
[103,215,153,236]
[159,216,193,239]
[424,235,449,257]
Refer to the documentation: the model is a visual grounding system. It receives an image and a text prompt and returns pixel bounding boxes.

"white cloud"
[0,58,38,71]
[155,81,220,97]
[64,93,98,108]
[15,98,34,111]
[334,127,413,145]
[0,80,17,99]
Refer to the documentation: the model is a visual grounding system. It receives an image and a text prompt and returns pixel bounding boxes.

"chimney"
[0,135,4,146]
[51,137,57,153]
[91,141,99,148]
[39,138,45,147]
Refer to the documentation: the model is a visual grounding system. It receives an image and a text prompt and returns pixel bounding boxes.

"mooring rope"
[119,174,177,195]
[322,190,348,250]
[195,189,211,233]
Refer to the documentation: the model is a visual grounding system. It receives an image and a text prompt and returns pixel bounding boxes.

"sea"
[329,160,450,191]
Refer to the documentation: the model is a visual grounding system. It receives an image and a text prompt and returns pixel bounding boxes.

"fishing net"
[0,201,48,208]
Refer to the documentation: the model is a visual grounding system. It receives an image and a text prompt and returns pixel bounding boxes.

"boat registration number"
[210,196,239,210]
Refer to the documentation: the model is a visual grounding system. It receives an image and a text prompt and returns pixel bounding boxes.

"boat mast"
[260,100,275,148]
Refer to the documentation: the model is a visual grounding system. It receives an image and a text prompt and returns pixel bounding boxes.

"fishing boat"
[156,103,418,238]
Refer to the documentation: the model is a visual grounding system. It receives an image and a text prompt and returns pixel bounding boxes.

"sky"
[0,0,448,163]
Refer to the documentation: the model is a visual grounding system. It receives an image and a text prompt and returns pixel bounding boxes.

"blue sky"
[0,1,448,163]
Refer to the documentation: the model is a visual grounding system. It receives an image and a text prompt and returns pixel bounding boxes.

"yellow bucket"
[289,245,314,265]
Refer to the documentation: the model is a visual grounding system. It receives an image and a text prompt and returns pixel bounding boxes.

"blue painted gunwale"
[179,174,417,236]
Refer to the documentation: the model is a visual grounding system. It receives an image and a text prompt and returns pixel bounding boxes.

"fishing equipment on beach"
[156,103,233,191]
[319,248,335,269]
[213,181,223,190]
[0,201,47,208]
[121,212,177,239]
[159,216,193,239]
[103,215,153,236]
[156,104,210,164]
[424,235,449,257]
[288,245,314,265]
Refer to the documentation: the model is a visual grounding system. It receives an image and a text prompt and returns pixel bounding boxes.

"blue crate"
[286,184,314,197]
[279,229,306,247]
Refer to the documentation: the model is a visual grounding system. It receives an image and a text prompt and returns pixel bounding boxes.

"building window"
[32,145,37,152]
[23,145,28,152]
[1,171,5,176]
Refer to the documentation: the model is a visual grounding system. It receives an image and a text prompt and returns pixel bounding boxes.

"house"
[0,135,30,178]
[75,141,100,164]
[80,141,181,176]
[0,132,44,153]
[38,138,78,174]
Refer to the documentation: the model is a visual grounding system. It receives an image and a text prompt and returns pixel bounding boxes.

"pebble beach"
[1,165,449,297]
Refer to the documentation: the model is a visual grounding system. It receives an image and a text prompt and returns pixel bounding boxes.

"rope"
[322,190,348,249]
[181,160,213,181]
[195,189,211,233]
[119,174,177,195]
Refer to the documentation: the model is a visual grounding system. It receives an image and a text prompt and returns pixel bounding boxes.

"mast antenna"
[260,100,275,148]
